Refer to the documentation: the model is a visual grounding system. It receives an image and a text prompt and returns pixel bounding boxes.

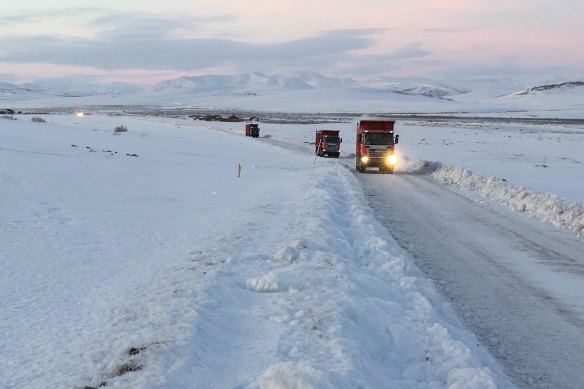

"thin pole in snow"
[237,163,241,177]
[314,139,322,165]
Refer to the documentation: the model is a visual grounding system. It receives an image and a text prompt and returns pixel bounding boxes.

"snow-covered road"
[359,172,584,389]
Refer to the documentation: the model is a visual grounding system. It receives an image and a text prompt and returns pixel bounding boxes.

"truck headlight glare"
[361,156,369,163]
[387,154,397,165]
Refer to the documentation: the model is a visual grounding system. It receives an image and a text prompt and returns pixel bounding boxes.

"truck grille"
[367,149,387,159]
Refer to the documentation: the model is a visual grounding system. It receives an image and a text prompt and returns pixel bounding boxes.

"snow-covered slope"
[513,81,584,96]
[363,76,470,98]
[152,72,315,93]
[2,73,584,117]
[23,78,143,97]
[488,80,584,117]
[0,81,60,100]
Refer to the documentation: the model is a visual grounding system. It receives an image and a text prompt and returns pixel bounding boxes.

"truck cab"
[245,123,260,138]
[356,120,399,173]
[315,130,342,158]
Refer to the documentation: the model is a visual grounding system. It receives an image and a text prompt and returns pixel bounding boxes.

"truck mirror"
[395,134,399,144]
[340,138,343,143]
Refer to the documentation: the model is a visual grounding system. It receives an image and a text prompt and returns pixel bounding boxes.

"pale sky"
[0,0,582,84]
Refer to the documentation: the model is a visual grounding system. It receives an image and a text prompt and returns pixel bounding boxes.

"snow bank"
[398,158,584,236]
[301,165,506,388]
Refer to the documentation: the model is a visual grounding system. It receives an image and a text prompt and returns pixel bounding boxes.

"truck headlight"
[387,154,397,165]
[361,156,369,163]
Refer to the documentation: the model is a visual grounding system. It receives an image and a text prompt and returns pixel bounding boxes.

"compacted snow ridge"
[398,158,584,236]
[163,163,509,388]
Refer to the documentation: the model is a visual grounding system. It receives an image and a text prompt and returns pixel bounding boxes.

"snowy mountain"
[514,80,584,96]
[1,79,142,100]
[275,70,357,89]
[0,81,59,100]
[362,76,470,98]
[2,73,583,118]
[23,78,143,97]
[488,79,584,116]
[162,72,469,98]
[152,72,315,93]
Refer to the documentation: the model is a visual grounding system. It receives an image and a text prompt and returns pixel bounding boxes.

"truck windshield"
[324,136,339,144]
[364,133,394,145]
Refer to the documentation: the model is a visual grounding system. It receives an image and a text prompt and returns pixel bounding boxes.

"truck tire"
[334,153,339,158]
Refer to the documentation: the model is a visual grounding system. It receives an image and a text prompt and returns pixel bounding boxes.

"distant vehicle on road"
[245,123,260,138]
[315,130,341,158]
[355,120,399,173]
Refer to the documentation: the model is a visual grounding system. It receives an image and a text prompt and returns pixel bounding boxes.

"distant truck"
[315,130,342,158]
[355,120,399,173]
[245,123,260,138]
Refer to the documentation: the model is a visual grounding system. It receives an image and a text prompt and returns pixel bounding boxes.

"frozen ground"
[2,111,583,388]
[0,114,513,388]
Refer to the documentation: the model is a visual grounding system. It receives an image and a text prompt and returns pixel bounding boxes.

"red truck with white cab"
[355,120,399,173]
[245,123,260,138]
[315,130,342,158]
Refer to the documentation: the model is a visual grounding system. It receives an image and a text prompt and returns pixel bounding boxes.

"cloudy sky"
[1,0,582,84]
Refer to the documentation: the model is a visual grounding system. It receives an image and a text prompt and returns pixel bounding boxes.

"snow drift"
[399,158,584,236]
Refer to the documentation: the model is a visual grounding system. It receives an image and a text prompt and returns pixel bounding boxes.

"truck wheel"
[334,153,339,158]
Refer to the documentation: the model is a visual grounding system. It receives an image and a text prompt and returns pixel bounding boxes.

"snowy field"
[0,113,523,388]
[4,109,584,388]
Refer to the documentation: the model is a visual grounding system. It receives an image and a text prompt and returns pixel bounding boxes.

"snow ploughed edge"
[247,165,504,388]
[398,158,584,236]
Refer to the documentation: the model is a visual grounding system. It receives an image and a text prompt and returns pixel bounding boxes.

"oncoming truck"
[315,130,342,158]
[355,120,399,173]
[245,123,260,138]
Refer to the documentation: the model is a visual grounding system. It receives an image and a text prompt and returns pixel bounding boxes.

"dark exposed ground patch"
[112,361,143,377]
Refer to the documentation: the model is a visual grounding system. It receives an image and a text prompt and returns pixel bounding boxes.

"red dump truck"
[245,123,260,138]
[315,130,342,158]
[355,120,399,173]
